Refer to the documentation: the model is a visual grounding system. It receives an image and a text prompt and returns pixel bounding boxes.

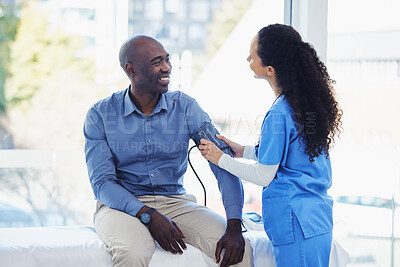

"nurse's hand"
[216,134,245,158]
[199,139,224,165]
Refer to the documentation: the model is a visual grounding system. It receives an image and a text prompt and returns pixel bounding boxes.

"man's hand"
[216,135,245,158]
[137,207,187,255]
[215,219,245,267]
[199,139,224,165]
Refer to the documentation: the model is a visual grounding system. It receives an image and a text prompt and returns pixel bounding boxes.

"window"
[132,0,144,12]
[327,0,400,265]
[189,0,209,21]
[165,0,186,20]
[144,0,163,20]
[0,0,283,230]
[188,23,205,48]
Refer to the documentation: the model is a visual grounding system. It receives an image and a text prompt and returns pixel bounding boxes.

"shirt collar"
[123,87,168,117]
[153,93,168,115]
[123,87,137,117]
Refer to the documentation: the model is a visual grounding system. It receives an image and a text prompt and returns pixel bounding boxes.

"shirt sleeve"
[258,112,286,165]
[84,107,145,217]
[243,145,258,161]
[186,99,244,220]
[218,154,278,187]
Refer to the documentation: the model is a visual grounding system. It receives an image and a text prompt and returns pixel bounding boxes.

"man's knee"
[232,237,253,267]
[244,238,253,266]
[110,242,155,267]
[94,205,156,266]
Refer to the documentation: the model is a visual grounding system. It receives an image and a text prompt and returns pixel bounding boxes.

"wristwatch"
[140,208,156,226]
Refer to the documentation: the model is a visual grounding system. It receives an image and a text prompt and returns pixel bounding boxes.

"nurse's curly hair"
[257,24,342,161]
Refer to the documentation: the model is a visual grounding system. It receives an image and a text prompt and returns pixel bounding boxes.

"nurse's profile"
[199,24,342,266]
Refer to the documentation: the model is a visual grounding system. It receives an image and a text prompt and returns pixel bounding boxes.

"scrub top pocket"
[262,196,294,246]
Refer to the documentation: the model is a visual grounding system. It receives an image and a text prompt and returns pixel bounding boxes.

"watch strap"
[141,208,156,226]
[146,208,156,217]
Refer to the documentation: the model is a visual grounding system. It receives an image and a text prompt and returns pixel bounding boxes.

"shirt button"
[147,139,151,143]
[150,174,154,177]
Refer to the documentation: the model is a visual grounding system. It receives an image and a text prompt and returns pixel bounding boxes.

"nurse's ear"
[265,66,276,77]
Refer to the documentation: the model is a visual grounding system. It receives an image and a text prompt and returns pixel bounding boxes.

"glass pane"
[328,1,400,266]
[0,0,285,233]
[144,0,163,20]
[190,0,209,21]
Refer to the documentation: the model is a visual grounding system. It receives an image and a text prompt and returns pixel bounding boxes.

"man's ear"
[125,62,135,76]
[265,66,276,76]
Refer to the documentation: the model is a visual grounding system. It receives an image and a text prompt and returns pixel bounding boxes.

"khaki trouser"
[94,194,253,267]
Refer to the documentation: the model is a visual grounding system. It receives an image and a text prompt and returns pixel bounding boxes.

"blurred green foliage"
[4,2,93,108]
[0,2,18,113]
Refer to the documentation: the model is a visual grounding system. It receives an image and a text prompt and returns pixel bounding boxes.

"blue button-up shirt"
[84,88,244,220]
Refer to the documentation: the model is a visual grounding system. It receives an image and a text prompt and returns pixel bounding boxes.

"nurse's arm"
[243,145,258,161]
[218,154,279,187]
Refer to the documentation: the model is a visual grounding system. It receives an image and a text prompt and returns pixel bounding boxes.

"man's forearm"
[93,178,145,217]
[208,161,244,220]
[226,219,242,232]
[136,205,151,218]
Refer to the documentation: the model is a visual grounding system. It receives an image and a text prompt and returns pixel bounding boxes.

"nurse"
[199,24,342,266]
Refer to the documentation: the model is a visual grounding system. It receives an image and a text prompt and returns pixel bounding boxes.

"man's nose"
[162,61,172,72]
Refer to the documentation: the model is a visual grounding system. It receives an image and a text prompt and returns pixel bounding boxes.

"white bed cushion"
[0,226,348,267]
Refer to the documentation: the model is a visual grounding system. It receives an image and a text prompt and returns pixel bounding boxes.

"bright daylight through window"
[0,0,398,267]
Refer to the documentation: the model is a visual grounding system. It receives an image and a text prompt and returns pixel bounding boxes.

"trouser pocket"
[262,196,294,245]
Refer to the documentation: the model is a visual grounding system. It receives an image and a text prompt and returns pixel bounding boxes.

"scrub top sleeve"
[258,112,286,165]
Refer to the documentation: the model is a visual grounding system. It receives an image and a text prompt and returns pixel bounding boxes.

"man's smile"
[159,75,170,85]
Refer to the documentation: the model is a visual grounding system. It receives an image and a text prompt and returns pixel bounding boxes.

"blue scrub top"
[256,95,333,246]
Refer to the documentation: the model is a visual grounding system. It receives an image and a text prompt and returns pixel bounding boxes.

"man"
[83,35,252,267]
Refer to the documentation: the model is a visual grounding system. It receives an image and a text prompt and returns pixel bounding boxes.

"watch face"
[141,213,151,224]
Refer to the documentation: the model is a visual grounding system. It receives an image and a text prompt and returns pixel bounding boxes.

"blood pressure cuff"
[191,122,233,156]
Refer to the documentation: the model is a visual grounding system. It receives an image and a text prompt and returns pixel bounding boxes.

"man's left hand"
[215,219,245,267]
[199,139,224,165]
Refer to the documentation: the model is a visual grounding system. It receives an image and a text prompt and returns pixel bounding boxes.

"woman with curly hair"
[199,23,342,266]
